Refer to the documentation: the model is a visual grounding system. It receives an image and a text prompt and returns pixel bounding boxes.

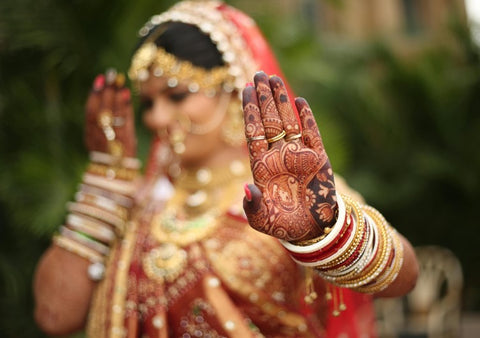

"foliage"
[0,0,479,336]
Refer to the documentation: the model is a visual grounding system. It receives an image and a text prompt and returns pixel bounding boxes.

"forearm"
[374,235,418,297]
[33,151,140,334]
[34,245,94,335]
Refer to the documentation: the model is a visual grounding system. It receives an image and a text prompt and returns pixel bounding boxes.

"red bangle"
[288,214,354,263]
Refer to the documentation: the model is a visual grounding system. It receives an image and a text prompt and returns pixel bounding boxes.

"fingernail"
[122,88,131,101]
[269,74,278,78]
[245,82,254,87]
[93,74,105,91]
[244,183,252,202]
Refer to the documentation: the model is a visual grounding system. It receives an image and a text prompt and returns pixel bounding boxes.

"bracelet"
[332,223,393,288]
[90,151,141,170]
[59,226,110,256]
[298,194,366,268]
[66,214,116,244]
[356,230,404,293]
[79,184,134,209]
[75,191,129,220]
[83,173,137,196]
[53,235,104,263]
[87,162,138,181]
[289,214,356,266]
[288,213,353,264]
[67,202,126,236]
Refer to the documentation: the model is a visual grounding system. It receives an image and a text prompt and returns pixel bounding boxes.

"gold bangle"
[67,202,126,237]
[356,230,404,293]
[75,191,129,220]
[87,163,138,181]
[83,173,137,196]
[53,235,104,263]
[316,195,365,269]
[333,212,392,288]
[79,184,134,209]
[66,214,116,244]
[89,151,141,170]
[59,226,110,256]
[266,130,286,143]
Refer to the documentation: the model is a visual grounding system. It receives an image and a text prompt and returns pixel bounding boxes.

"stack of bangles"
[281,194,404,294]
[52,151,140,281]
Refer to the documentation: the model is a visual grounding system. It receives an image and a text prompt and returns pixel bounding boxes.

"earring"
[222,97,246,146]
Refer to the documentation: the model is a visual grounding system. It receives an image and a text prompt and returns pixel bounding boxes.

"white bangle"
[90,151,141,169]
[280,193,346,254]
[83,173,137,196]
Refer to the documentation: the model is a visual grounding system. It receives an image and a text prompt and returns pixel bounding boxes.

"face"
[139,75,230,168]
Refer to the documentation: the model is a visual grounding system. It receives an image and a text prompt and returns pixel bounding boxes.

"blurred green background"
[1,0,479,336]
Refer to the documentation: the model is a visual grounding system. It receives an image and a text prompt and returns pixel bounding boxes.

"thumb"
[243,183,268,231]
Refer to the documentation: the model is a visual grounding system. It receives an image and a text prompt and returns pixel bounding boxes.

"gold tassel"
[304,268,318,304]
[327,284,347,316]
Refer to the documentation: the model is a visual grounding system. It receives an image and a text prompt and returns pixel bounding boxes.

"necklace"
[151,158,251,247]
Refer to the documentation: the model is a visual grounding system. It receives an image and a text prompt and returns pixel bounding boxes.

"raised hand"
[85,69,136,157]
[242,72,337,242]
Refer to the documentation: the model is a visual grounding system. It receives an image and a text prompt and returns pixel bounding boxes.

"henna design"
[242,73,337,242]
[269,77,300,139]
[254,73,284,142]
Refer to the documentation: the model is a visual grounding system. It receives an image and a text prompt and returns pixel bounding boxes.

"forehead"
[138,75,188,96]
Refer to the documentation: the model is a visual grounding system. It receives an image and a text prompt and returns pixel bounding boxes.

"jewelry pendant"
[143,243,188,283]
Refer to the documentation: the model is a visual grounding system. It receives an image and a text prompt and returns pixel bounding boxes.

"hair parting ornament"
[128,0,258,97]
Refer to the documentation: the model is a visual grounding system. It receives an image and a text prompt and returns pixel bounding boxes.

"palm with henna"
[85,70,137,157]
[242,72,337,242]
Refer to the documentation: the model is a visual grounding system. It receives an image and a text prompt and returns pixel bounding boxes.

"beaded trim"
[129,0,257,95]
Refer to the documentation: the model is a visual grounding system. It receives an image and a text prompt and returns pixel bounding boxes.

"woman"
[34,1,418,337]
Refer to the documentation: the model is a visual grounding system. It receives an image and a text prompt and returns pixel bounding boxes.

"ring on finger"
[246,135,266,142]
[113,117,125,127]
[267,130,286,144]
[285,133,302,142]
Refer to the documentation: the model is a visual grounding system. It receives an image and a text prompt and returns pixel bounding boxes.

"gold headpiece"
[128,43,235,95]
[128,0,257,95]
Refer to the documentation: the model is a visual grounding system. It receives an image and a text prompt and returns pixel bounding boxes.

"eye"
[139,97,153,111]
[169,91,189,103]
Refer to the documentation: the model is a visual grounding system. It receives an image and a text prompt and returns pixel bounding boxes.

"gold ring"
[285,133,302,142]
[266,130,286,143]
[246,135,267,142]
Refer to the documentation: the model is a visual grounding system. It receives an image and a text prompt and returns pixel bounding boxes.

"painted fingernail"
[269,74,278,78]
[122,88,131,101]
[246,82,254,87]
[93,74,105,91]
[244,183,252,202]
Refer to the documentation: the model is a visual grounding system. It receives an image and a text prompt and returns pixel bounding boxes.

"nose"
[144,96,175,132]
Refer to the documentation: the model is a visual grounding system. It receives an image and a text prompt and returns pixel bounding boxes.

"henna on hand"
[242,72,337,242]
[85,70,137,157]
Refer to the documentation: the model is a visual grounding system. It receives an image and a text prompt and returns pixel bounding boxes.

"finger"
[269,76,301,141]
[295,97,324,153]
[85,74,106,152]
[114,87,136,157]
[243,84,268,164]
[254,72,285,147]
[100,81,116,117]
[243,183,270,233]
[86,74,104,122]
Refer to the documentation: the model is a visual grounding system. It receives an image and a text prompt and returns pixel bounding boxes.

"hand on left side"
[242,71,337,242]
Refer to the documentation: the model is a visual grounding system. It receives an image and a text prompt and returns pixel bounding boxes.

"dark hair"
[137,22,224,70]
